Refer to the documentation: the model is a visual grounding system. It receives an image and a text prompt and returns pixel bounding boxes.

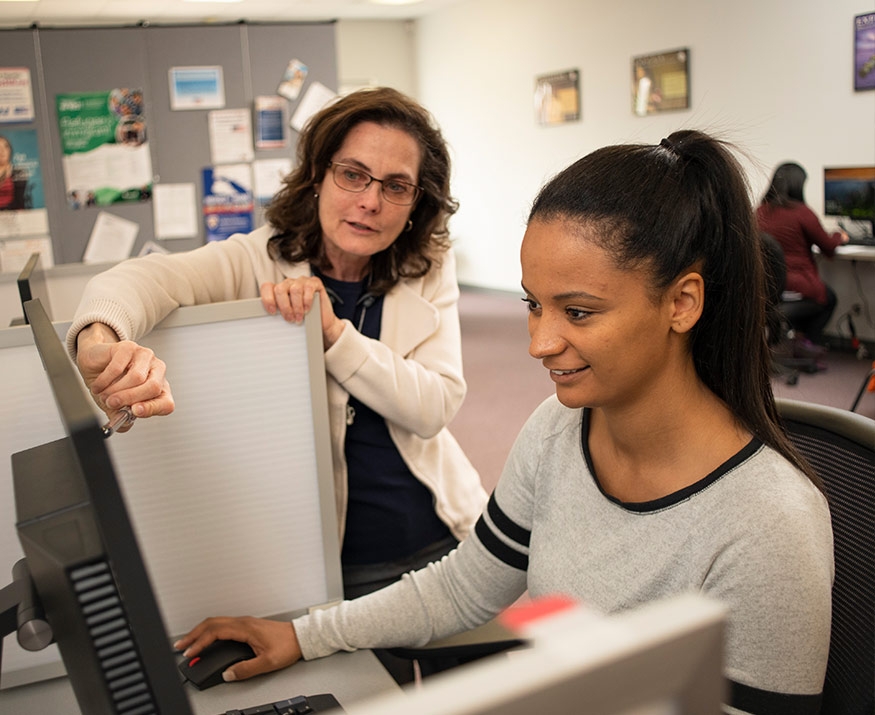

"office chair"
[761,233,821,383]
[776,397,875,715]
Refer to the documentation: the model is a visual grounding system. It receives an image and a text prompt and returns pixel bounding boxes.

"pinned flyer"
[277,59,308,101]
[290,82,337,132]
[83,211,139,264]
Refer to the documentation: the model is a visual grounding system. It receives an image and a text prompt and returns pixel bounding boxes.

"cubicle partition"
[0,299,341,689]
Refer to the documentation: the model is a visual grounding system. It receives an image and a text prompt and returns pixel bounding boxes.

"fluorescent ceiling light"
[0,0,40,4]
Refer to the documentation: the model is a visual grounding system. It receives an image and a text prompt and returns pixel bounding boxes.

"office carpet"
[451,287,875,494]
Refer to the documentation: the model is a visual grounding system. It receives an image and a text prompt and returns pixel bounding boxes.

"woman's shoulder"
[728,443,830,521]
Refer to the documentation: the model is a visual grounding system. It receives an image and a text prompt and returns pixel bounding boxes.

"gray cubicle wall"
[0,21,337,263]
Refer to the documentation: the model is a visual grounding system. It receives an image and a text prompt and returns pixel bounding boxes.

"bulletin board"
[0,22,337,265]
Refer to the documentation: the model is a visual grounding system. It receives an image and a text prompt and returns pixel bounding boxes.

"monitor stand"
[0,559,53,686]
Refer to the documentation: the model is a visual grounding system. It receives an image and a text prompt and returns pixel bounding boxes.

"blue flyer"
[201,166,253,242]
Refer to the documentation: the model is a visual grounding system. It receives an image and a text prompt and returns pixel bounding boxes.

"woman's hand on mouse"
[174,616,303,681]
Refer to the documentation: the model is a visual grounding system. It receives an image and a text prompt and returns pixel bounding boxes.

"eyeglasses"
[328,162,421,206]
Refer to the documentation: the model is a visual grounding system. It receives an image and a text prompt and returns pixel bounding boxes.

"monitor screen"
[11,297,193,714]
[823,166,875,233]
[16,253,52,325]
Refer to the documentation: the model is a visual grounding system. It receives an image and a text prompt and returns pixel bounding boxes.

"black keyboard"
[220,693,343,714]
[846,235,875,247]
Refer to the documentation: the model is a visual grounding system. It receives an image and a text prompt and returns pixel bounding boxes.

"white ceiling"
[0,0,466,29]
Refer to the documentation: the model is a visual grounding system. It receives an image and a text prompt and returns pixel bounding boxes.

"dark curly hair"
[264,87,458,295]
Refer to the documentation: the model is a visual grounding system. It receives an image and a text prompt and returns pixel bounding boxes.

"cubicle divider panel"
[0,299,340,689]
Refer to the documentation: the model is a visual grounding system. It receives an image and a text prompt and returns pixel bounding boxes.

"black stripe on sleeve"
[486,493,531,547]
[474,517,528,571]
[729,679,822,715]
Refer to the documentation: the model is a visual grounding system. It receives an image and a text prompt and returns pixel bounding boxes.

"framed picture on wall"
[631,48,690,116]
[855,12,875,91]
[534,69,581,126]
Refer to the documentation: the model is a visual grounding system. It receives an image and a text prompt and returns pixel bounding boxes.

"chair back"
[776,398,875,715]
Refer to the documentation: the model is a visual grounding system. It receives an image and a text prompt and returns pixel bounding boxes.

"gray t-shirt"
[295,395,834,714]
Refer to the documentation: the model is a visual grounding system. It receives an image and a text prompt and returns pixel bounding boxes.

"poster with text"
[855,12,875,91]
[0,127,49,239]
[255,96,287,149]
[202,165,253,242]
[632,49,690,116]
[56,89,153,209]
[1,127,44,210]
[0,67,34,123]
[169,67,225,110]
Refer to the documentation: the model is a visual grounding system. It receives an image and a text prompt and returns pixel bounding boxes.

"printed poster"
[0,127,49,238]
[534,69,581,126]
[277,59,308,101]
[255,96,287,149]
[632,49,690,116]
[169,66,225,110]
[0,127,44,211]
[855,12,875,91]
[56,89,153,209]
[208,108,254,165]
[0,67,34,123]
[202,165,253,242]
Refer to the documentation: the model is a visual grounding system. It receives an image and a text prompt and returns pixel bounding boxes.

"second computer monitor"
[12,297,193,714]
[15,252,52,325]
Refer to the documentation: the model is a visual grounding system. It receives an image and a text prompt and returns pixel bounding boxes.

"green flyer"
[56,89,152,208]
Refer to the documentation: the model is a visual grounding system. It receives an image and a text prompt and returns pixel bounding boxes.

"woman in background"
[757,161,849,348]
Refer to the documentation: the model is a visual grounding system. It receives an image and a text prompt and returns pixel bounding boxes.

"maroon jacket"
[756,201,843,305]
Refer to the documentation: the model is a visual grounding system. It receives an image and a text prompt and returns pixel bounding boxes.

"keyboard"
[220,692,344,714]
[846,235,875,247]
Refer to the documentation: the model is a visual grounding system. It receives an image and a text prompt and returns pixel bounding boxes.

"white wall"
[336,20,417,96]
[412,0,875,292]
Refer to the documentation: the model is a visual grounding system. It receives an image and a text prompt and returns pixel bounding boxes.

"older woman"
[66,87,487,682]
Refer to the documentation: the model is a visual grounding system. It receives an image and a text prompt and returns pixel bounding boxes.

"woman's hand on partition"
[260,276,345,349]
[174,615,303,682]
[75,323,175,427]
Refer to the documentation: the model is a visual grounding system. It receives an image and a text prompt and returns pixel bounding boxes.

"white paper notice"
[83,211,139,263]
[290,81,337,132]
[253,158,292,205]
[208,108,254,165]
[0,236,53,273]
[153,183,198,239]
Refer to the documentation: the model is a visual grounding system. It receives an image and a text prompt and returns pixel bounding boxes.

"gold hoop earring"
[406,219,413,232]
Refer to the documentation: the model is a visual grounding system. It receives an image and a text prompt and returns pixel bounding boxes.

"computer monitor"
[8,297,194,714]
[15,252,52,326]
[823,166,875,237]
[344,594,727,715]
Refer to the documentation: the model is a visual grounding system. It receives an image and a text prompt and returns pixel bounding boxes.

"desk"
[0,649,399,714]
[816,245,875,344]
[834,244,875,262]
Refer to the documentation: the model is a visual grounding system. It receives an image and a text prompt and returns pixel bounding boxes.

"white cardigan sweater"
[66,225,487,544]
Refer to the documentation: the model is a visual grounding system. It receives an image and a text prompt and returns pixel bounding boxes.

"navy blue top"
[313,267,452,565]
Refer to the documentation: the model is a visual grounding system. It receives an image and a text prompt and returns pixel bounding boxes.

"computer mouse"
[178,639,256,690]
